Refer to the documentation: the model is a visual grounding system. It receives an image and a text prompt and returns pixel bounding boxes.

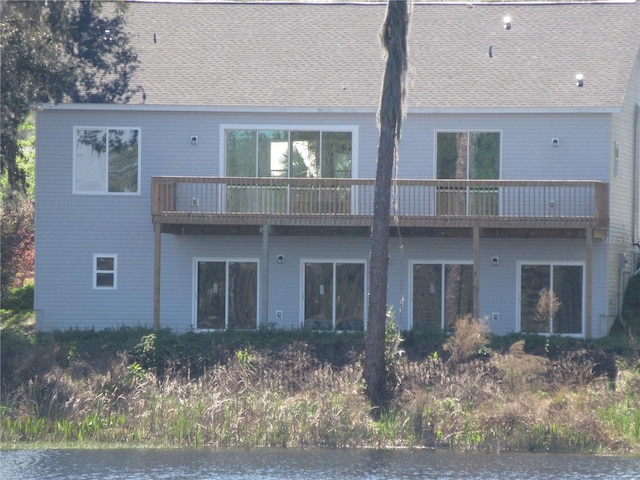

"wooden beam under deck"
[158,222,595,240]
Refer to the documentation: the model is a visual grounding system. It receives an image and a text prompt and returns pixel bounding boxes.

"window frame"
[192,257,260,331]
[73,126,141,195]
[220,124,359,178]
[409,260,474,330]
[433,130,503,180]
[93,254,117,290]
[300,258,367,331]
[516,261,586,337]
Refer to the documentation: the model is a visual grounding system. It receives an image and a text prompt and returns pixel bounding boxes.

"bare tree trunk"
[1,126,25,194]
[364,0,411,410]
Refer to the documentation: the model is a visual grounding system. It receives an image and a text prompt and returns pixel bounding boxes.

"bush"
[0,193,34,300]
[621,273,640,334]
[2,283,34,312]
[443,315,490,363]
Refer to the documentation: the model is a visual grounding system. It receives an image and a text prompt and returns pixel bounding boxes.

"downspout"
[261,224,270,328]
[153,222,162,329]
[634,104,640,271]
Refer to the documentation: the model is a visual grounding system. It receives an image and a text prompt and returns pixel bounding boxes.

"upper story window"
[436,131,500,180]
[225,129,352,178]
[436,131,501,216]
[74,127,140,194]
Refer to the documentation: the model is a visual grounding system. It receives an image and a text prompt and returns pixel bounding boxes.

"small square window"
[94,254,117,289]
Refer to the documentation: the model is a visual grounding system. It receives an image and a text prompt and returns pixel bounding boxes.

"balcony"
[151,177,608,232]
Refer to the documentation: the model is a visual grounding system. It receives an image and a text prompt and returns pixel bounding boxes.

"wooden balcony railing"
[152,177,609,229]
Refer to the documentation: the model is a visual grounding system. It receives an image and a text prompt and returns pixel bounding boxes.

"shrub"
[443,315,490,364]
[2,283,34,312]
[0,193,34,300]
[621,273,640,335]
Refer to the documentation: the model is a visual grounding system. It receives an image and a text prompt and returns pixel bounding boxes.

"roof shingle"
[119,1,640,110]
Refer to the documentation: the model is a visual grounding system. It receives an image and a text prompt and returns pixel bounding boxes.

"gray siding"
[607,54,640,316]
[35,106,617,336]
[400,113,610,181]
[156,234,607,335]
[35,109,379,331]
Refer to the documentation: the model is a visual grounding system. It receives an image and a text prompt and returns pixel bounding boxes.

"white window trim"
[192,257,260,331]
[408,260,474,330]
[93,254,117,290]
[73,126,142,195]
[433,129,503,180]
[515,260,586,338]
[219,124,359,178]
[299,258,368,331]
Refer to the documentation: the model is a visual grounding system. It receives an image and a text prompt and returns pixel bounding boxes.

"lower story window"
[195,260,258,330]
[94,254,117,289]
[519,263,583,335]
[303,261,365,331]
[411,262,473,330]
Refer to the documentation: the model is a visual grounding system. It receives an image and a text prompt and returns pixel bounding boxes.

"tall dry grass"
[2,317,640,452]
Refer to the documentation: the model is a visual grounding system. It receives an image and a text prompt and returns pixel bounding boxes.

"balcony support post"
[585,227,593,338]
[473,225,480,319]
[261,223,270,328]
[153,222,162,330]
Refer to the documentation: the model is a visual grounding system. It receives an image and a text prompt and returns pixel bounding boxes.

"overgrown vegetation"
[1,0,140,303]
[0,195,34,300]
[617,272,640,338]
[1,115,36,301]
[2,289,640,452]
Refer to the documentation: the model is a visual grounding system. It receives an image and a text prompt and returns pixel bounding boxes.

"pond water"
[1,448,639,479]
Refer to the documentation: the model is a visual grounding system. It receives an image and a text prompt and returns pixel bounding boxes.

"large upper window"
[436,131,500,215]
[519,263,584,335]
[437,131,500,180]
[74,128,140,194]
[195,259,258,330]
[225,129,352,179]
[411,262,473,330]
[303,261,365,331]
[224,128,353,214]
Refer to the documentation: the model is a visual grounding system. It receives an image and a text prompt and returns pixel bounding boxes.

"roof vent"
[576,74,584,87]
[503,16,512,30]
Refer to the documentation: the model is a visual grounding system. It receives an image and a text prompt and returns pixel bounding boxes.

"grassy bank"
[2,306,640,453]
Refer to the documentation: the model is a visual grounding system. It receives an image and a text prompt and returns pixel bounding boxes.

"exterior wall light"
[576,74,584,87]
[503,16,512,30]
[191,135,198,145]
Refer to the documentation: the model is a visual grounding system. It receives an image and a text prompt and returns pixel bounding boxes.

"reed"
[2,313,639,452]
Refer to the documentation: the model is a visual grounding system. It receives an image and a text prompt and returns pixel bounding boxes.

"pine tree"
[364,0,411,409]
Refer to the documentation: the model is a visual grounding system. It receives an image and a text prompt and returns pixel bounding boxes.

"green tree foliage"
[0,193,34,300]
[1,0,140,194]
[621,272,640,336]
[0,0,140,298]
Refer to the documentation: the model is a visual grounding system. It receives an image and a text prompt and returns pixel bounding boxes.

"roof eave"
[38,103,621,115]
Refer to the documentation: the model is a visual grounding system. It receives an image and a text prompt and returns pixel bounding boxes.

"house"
[34,1,640,338]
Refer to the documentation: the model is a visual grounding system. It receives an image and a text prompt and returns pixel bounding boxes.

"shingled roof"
[117,1,640,111]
